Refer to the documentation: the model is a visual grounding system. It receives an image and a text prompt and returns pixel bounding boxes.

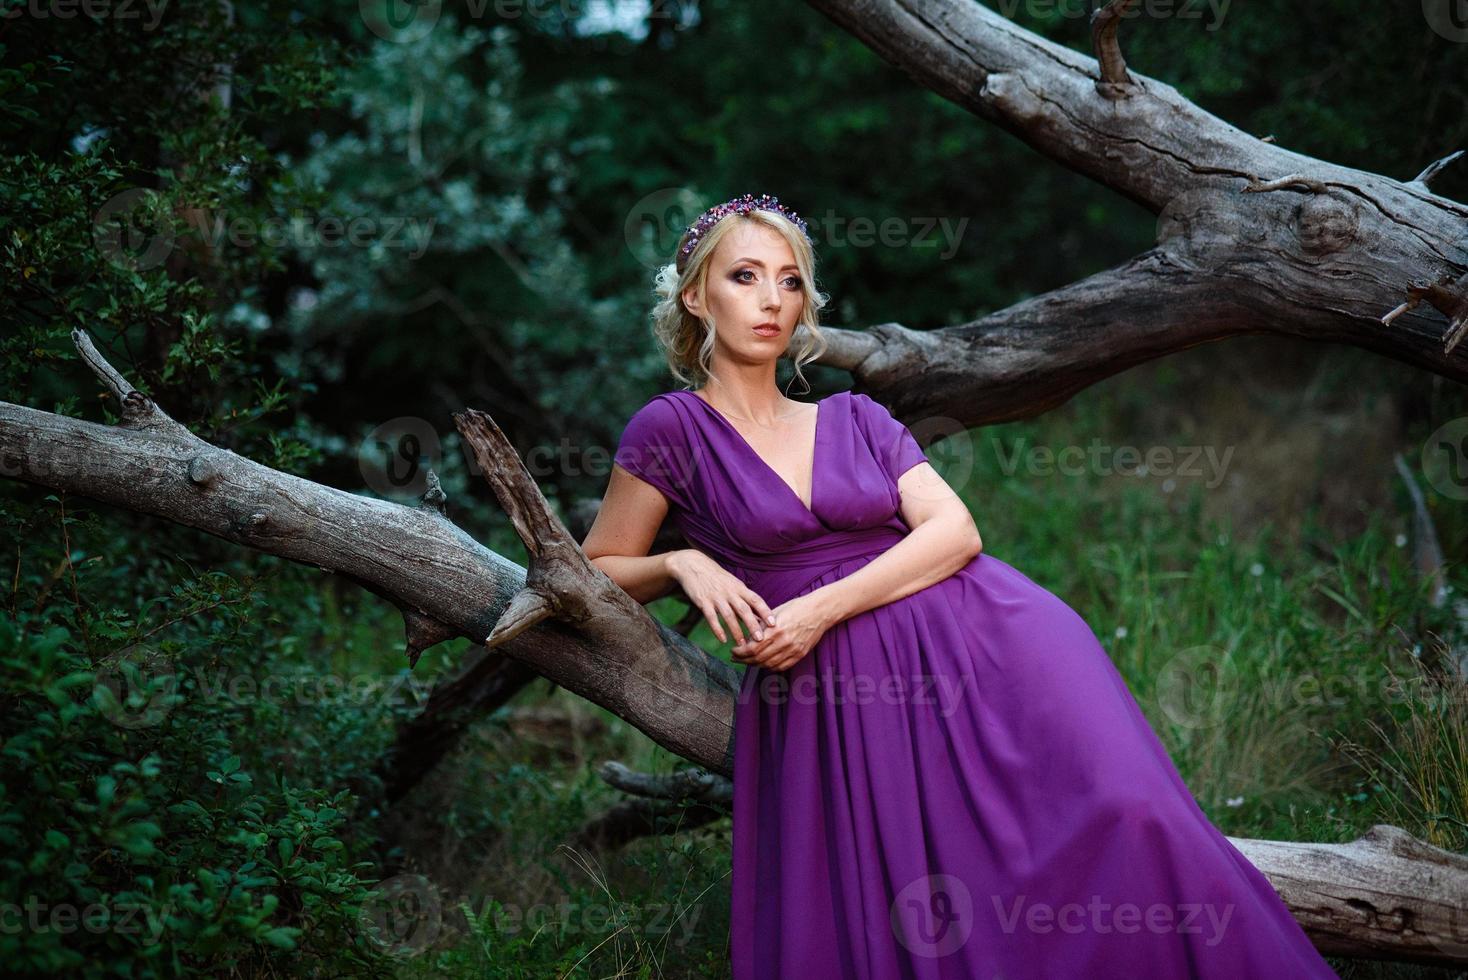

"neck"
[696,372,798,426]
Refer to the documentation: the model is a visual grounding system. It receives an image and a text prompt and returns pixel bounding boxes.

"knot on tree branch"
[403,608,459,669]
[419,468,448,514]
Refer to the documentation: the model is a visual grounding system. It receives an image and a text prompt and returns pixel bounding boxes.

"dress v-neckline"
[677,389,826,519]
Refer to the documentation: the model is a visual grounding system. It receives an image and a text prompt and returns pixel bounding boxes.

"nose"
[759,276,781,313]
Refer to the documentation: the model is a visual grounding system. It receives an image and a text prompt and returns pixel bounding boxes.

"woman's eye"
[733,269,801,288]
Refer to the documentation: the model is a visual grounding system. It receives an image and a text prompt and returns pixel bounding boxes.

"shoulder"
[613,392,697,507]
[844,390,900,428]
[616,392,694,463]
[621,391,685,435]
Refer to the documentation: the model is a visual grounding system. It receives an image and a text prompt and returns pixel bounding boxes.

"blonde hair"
[650,208,830,394]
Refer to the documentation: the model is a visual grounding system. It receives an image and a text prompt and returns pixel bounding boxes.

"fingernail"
[767,615,776,625]
[755,630,764,640]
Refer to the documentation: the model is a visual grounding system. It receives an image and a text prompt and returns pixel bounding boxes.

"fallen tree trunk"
[1,330,740,775]
[2,331,1465,966]
[1232,824,1468,966]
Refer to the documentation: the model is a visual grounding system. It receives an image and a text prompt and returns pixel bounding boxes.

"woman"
[581,193,1340,979]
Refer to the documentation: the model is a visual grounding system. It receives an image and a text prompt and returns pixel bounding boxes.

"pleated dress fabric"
[612,389,1339,980]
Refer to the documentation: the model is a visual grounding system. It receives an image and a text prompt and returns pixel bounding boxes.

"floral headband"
[678,193,811,266]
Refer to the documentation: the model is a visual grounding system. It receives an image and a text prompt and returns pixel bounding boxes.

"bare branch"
[598,760,733,805]
[1090,0,1139,96]
[1411,150,1464,188]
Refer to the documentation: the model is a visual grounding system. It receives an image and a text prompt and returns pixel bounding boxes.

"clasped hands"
[729,591,833,671]
[669,548,836,671]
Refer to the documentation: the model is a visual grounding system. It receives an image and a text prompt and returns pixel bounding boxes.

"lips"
[753,323,780,337]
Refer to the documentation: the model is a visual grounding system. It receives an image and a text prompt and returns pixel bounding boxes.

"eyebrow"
[730,257,799,271]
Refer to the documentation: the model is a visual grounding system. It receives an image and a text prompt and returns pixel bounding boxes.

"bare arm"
[814,461,983,627]
[582,463,684,604]
[583,463,778,644]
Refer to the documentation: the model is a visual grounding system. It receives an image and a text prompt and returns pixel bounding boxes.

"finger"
[699,602,727,643]
[731,597,767,644]
[746,590,778,628]
[762,641,794,670]
[736,632,774,663]
[716,600,747,645]
[739,625,779,659]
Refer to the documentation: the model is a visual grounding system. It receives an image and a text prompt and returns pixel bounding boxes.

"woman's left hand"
[730,591,835,671]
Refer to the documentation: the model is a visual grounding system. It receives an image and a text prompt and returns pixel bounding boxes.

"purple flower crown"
[679,193,811,264]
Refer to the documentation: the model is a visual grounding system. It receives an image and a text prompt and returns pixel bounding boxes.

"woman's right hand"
[668,549,777,646]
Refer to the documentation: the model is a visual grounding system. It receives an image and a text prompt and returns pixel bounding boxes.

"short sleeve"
[853,392,928,483]
[612,396,697,510]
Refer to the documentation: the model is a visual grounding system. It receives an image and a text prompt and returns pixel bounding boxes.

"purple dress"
[613,389,1340,980]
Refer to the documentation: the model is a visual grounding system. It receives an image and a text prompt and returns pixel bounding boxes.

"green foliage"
[0,609,389,974]
[2,2,1467,977]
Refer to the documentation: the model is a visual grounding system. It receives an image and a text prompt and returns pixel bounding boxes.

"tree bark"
[801,0,1468,430]
[1232,824,1468,965]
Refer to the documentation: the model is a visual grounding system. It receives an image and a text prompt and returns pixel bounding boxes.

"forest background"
[3,1,1467,975]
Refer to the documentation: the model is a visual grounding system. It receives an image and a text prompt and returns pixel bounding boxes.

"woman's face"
[682,219,805,365]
